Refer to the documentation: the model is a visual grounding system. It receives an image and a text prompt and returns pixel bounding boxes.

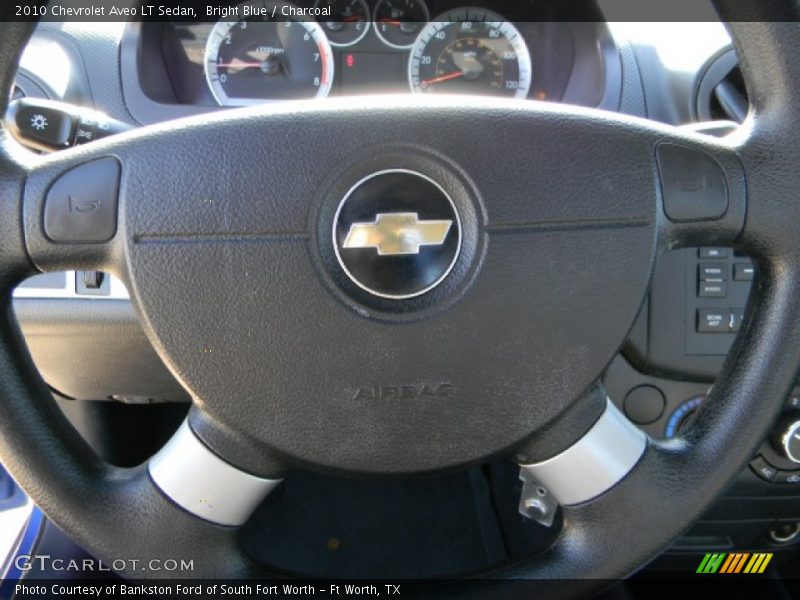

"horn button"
[333,170,462,299]
[120,110,658,475]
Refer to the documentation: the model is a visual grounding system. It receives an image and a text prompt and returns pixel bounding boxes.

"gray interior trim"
[519,399,647,506]
[14,272,129,299]
[562,22,622,111]
[121,22,223,125]
[148,421,282,527]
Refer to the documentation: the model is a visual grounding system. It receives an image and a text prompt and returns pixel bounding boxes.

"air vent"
[695,48,749,124]
[710,65,747,122]
[10,84,25,102]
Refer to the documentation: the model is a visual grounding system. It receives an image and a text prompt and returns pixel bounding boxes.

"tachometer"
[205,1,334,106]
[408,8,531,99]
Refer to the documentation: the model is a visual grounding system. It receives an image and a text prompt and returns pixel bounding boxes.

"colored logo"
[696,552,773,574]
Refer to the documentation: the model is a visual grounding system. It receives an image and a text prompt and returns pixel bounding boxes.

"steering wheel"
[0,4,799,590]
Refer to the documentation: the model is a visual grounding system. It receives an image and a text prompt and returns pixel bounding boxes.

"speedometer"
[408,8,531,99]
[205,1,334,106]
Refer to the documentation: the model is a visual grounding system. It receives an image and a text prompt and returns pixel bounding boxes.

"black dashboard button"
[43,158,120,243]
[699,263,727,281]
[750,456,778,482]
[699,248,729,259]
[657,143,729,222]
[734,263,755,281]
[623,385,666,425]
[698,281,727,298]
[697,309,730,333]
[774,470,800,485]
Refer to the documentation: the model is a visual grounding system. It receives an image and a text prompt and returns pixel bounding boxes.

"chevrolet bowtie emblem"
[342,213,453,256]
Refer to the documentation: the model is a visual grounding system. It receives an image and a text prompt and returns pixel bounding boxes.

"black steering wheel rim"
[0,4,799,590]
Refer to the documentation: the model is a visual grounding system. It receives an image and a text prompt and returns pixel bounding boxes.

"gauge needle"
[378,18,402,25]
[216,59,263,72]
[421,71,464,87]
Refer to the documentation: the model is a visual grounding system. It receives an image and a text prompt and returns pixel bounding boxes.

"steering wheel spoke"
[513,384,645,528]
[149,419,283,527]
[518,396,647,509]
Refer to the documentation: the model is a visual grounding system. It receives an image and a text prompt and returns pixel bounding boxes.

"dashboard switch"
[750,456,778,482]
[44,158,121,243]
[734,263,755,281]
[774,470,800,485]
[699,248,729,259]
[657,143,729,222]
[7,99,74,151]
[697,309,730,333]
[75,271,110,296]
[6,98,132,153]
[698,281,727,298]
[699,263,727,281]
[83,271,105,289]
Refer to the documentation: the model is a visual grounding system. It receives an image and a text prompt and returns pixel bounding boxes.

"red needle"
[216,61,262,68]
[342,15,363,22]
[378,18,402,25]
[421,71,464,87]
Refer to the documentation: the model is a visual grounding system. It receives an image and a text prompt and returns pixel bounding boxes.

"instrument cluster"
[161,0,579,107]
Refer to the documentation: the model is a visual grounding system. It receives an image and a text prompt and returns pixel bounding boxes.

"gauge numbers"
[374,0,430,49]
[409,8,532,99]
[205,1,334,106]
[315,0,370,47]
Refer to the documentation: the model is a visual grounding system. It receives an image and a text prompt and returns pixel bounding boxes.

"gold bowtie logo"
[342,213,453,256]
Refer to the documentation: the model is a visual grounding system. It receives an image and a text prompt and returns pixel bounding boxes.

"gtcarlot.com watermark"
[14,554,194,573]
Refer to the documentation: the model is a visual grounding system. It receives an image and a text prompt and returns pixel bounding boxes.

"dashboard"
[128,0,617,122]
[169,2,561,104]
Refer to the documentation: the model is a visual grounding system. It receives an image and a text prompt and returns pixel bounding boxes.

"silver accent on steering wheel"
[148,422,282,526]
[518,399,647,506]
